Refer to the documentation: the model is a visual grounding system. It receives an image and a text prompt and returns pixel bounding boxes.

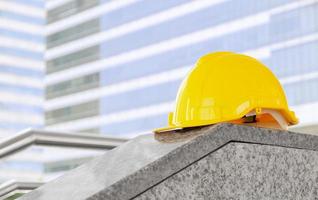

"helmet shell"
[155,52,298,133]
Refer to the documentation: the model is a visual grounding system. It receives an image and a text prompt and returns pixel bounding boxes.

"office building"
[45,0,318,137]
[0,0,45,137]
[0,0,45,183]
[0,0,124,184]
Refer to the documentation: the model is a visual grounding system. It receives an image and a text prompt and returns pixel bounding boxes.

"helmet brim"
[154,109,298,134]
[153,125,182,133]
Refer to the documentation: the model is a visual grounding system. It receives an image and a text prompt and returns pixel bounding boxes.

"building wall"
[0,0,45,137]
[45,0,318,137]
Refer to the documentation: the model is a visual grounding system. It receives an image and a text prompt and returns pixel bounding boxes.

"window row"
[47,19,100,48]
[45,100,99,125]
[46,73,99,99]
[47,0,99,24]
[46,45,100,74]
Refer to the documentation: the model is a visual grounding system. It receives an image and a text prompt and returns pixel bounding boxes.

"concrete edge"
[88,123,318,199]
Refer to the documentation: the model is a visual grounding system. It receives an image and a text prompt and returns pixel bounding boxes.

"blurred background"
[0,0,318,196]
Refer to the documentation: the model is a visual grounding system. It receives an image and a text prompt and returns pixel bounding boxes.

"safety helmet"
[154,52,298,133]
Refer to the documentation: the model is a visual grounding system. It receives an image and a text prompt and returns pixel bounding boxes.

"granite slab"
[19,123,318,200]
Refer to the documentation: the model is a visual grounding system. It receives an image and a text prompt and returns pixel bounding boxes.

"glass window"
[78,128,100,134]
[46,45,100,74]
[47,0,99,24]
[47,19,100,48]
[45,100,99,125]
[46,73,99,99]
[284,78,318,106]
[269,4,318,42]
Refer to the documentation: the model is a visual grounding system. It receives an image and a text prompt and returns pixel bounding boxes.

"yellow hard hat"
[154,52,298,133]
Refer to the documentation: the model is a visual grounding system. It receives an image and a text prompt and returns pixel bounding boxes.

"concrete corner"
[20,124,318,200]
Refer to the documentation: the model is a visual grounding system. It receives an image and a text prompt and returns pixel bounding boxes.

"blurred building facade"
[0,0,45,184]
[45,0,318,137]
[0,0,45,138]
[0,128,125,183]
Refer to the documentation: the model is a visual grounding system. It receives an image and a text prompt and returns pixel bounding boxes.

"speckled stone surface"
[19,124,318,200]
[135,143,318,200]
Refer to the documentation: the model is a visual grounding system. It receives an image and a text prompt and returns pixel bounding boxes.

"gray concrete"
[19,124,318,200]
[136,143,318,200]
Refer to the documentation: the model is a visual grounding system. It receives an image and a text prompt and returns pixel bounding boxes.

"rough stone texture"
[19,124,318,200]
[135,143,318,200]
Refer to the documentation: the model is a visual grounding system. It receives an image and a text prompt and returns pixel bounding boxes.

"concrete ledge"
[0,129,127,159]
[0,180,43,199]
[19,124,318,200]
